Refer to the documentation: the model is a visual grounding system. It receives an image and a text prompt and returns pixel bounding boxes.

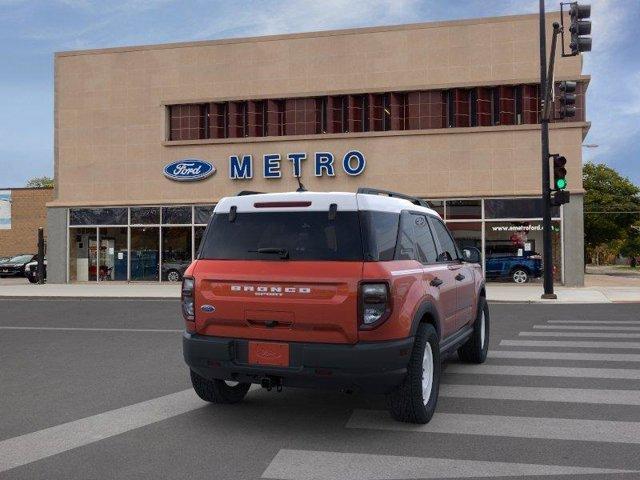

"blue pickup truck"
[485,252,543,283]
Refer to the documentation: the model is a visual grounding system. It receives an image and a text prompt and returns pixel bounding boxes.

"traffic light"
[551,190,570,206]
[551,154,568,190]
[569,3,592,54]
[558,81,577,118]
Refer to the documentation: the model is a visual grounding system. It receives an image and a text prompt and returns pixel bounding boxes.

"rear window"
[199,211,363,261]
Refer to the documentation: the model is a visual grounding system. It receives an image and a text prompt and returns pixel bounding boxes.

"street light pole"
[539,0,557,299]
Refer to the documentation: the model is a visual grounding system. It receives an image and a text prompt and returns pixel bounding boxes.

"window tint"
[69,208,127,226]
[200,212,362,261]
[431,218,459,262]
[359,211,399,261]
[395,212,417,261]
[413,215,438,263]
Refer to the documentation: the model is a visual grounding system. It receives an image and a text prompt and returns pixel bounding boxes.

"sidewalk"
[0,280,639,303]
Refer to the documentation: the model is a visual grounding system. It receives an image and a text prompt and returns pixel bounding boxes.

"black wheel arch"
[409,301,442,340]
[509,265,531,275]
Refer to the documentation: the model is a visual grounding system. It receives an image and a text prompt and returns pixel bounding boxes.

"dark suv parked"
[0,254,37,278]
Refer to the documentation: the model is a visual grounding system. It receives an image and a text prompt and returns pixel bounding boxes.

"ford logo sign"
[163,159,215,182]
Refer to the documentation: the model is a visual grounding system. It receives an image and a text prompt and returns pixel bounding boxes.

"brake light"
[359,282,392,329]
[182,277,195,322]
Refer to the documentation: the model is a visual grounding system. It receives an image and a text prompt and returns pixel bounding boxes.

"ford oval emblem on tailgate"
[201,304,215,312]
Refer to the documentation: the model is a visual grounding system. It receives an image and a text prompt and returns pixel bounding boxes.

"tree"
[25,176,54,188]
[583,163,640,260]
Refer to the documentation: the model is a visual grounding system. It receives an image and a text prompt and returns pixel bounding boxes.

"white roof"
[214,191,440,217]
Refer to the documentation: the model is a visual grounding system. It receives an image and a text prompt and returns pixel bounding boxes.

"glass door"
[68,228,97,282]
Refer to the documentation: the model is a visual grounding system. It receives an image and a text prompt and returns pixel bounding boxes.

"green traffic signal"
[556,178,567,190]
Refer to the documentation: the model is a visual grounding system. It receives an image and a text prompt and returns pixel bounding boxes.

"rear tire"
[27,275,38,284]
[190,369,251,404]
[386,323,440,424]
[458,297,489,364]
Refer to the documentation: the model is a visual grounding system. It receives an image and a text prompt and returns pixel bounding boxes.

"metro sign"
[229,150,366,179]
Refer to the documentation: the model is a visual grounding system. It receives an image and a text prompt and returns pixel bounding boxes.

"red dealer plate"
[248,341,290,367]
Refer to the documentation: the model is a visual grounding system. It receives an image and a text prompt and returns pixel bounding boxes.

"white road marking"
[520,331,640,338]
[346,409,640,444]
[0,389,204,473]
[548,320,640,324]
[445,363,640,380]
[489,350,640,362]
[261,449,636,480]
[0,326,182,333]
[440,384,640,405]
[501,339,640,349]
[534,325,640,331]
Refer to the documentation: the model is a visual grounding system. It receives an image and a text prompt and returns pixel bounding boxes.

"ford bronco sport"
[182,188,489,424]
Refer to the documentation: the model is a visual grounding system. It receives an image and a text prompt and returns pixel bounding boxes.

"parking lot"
[1,299,639,479]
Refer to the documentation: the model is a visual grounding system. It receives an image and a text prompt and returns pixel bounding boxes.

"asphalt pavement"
[1,299,639,479]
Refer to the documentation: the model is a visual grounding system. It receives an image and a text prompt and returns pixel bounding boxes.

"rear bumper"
[183,332,414,394]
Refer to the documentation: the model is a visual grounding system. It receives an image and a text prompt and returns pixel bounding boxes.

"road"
[1,299,639,479]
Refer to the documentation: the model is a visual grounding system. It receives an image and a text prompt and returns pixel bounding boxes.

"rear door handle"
[430,277,443,287]
[455,273,465,281]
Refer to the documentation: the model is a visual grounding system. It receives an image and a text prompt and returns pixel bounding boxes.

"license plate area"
[248,341,290,367]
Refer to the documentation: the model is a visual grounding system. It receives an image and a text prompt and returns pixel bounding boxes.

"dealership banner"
[0,190,11,230]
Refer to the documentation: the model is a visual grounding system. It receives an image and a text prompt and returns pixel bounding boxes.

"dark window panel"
[453,89,471,128]
[498,85,516,125]
[194,205,216,224]
[326,95,347,133]
[446,200,482,220]
[247,100,265,137]
[284,98,317,135]
[476,87,493,126]
[485,198,560,219]
[522,84,539,124]
[208,102,227,139]
[316,97,327,134]
[169,104,205,141]
[162,206,192,225]
[469,89,478,127]
[69,208,128,226]
[131,207,160,225]
[227,101,247,138]
[515,86,523,124]
[388,92,406,131]
[266,99,285,136]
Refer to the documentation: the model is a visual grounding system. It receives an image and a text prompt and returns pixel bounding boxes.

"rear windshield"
[199,211,363,261]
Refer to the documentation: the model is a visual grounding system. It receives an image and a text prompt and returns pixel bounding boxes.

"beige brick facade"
[0,188,54,257]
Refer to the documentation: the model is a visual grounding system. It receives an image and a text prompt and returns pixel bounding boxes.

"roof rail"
[357,188,432,209]
[236,191,264,196]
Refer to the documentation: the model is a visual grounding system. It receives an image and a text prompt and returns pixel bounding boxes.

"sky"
[0,0,638,188]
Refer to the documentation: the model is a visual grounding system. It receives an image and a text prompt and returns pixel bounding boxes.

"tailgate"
[193,260,362,344]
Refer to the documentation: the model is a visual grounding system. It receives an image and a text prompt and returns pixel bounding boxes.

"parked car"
[485,251,543,283]
[162,260,190,282]
[182,189,489,424]
[25,258,47,283]
[0,254,37,278]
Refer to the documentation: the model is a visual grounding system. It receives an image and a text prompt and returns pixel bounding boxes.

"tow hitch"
[260,376,283,392]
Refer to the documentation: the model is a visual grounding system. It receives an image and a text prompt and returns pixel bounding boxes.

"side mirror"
[462,247,481,264]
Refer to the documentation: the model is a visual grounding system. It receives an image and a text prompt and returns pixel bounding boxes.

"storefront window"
[484,220,561,283]
[194,205,215,224]
[98,227,128,281]
[131,207,160,225]
[484,198,560,219]
[447,222,482,259]
[69,208,127,226]
[130,227,159,281]
[162,227,192,282]
[425,200,444,217]
[68,228,97,282]
[162,206,192,225]
[446,199,481,220]
[194,226,207,256]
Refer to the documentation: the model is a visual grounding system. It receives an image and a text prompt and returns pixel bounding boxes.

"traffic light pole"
[539,0,557,299]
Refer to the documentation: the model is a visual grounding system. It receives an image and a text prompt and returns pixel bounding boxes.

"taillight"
[359,282,392,329]
[182,277,195,321]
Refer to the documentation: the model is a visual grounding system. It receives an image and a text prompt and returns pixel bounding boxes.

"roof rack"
[236,191,264,196]
[357,188,432,209]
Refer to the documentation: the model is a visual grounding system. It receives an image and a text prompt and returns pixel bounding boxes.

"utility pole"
[539,0,556,299]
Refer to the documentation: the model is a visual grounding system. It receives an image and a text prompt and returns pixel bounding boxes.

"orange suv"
[182,188,489,423]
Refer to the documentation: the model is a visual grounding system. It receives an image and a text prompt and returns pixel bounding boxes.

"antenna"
[295,172,307,192]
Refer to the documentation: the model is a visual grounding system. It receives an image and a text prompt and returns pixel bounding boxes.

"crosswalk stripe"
[261,449,636,479]
[534,325,640,331]
[445,364,640,380]
[0,389,204,473]
[501,339,640,349]
[346,409,640,444]
[489,350,640,362]
[440,384,640,405]
[548,320,640,325]
[520,331,640,338]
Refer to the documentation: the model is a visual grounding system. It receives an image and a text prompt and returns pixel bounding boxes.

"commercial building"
[48,12,588,285]
[0,187,54,258]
